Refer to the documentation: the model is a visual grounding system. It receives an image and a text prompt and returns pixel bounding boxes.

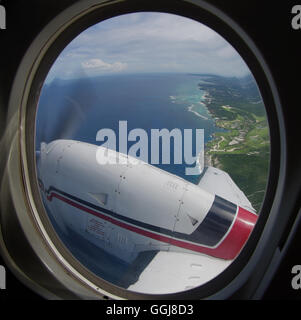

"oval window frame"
[8,0,284,300]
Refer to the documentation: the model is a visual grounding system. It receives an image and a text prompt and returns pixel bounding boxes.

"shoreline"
[195,91,222,167]
[187,104,209,120]
[194,76,270,212]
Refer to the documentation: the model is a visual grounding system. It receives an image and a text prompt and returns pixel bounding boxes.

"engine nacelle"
[37,140,257,263]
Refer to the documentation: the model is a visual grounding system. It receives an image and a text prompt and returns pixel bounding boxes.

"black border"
[21,0,282,299]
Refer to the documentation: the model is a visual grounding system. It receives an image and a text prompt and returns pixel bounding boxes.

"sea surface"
[37,73,223,184]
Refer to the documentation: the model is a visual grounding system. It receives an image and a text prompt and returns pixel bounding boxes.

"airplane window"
[35,12,270,295]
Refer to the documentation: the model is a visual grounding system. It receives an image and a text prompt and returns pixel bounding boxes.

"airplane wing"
[127,251,231,294]
[197,166,256,213]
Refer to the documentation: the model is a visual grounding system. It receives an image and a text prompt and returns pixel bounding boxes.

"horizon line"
[45,71,252,85]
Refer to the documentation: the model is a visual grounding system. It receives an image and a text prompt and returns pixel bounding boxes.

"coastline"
[187,104,209,120]
[195,77,270,212]
[168,74,269,211]
[195,90,222,168]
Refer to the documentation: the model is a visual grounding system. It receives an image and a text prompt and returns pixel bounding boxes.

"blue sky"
[45,12,250,83]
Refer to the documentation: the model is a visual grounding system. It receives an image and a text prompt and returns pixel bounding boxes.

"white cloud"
[81,58,127,72]
[45,12,251,83]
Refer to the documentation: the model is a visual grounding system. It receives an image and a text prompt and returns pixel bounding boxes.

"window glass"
[35,12,270,294]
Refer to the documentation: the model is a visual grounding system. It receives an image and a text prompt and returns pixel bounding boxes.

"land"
[196,74,270,212]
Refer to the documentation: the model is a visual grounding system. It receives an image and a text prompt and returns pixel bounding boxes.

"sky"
[45,12,251,83]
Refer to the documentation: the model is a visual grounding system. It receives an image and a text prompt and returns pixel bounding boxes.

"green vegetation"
[199,74,270,212]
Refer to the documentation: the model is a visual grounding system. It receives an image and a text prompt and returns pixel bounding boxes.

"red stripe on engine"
[201,206,258,260]
[47,192,257,260]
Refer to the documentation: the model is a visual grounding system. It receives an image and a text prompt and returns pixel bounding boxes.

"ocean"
[37,73,223,184]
